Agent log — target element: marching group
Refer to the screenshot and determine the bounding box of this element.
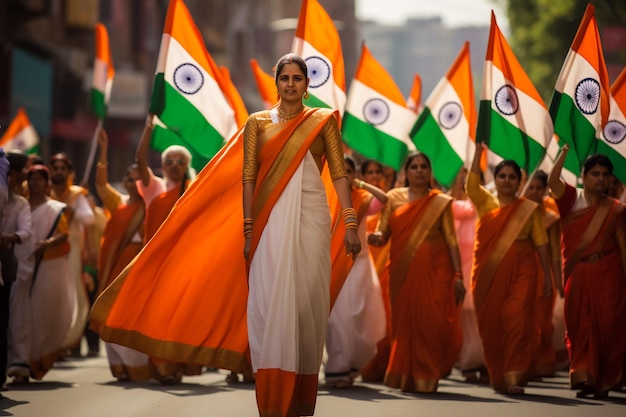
[1,53,625,417]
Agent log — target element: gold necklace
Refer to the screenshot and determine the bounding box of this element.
[277,105,304,122]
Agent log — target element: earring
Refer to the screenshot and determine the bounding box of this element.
[304,91,310,100]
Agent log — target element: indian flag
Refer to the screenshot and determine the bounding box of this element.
[406,73,422,114]
[410,42,476,188]
[0,107,40,154]
[219,66,249,128]
[477,12,553,176]
[292,0,346,114]
[549,3,609,182]
[597,67,626,183]
[150,0,237,173]
[343,44,417,171]
[90,23,114,120]
[250,58,278,109]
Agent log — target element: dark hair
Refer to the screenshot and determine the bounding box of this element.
[582,153,613,175]
[494,159,522,180]
[274,53,307,82]
[531,169,548,187]
[344,155,356,172]
[50,152,73,171]
[361,159,383,176]
[27,164,50,182]
[404,152,432,187]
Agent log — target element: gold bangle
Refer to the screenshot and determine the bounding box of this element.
[97,162,108,168]
[359,180,365,189]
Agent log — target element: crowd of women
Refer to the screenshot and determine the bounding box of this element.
[2,53,626,417]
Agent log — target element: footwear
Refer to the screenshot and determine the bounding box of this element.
[1,384,7,392]
[574,382,594,398]
[506,385,525,395]
[225,372,239,384]
[11,376,29,385]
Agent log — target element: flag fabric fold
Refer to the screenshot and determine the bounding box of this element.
[477,12,554,176]
[406,73,422,114]
[90,23,115,120]
[149,0,237,173]
[342,44,418,171]
[292,0,346,114]
[549,3,610,182]
[0,107,40,154]
[219,66,249,128]
[410,42,476,188]
[598,67,626,183]
[250,58,278,110]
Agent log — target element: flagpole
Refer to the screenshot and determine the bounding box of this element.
[81,118,102,186]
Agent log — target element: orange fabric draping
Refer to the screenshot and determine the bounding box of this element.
[143,184,183,244]
[559,195,626,394]
[255,369,318,417]
[471,199,540,392]
[96,200,144,294]
[383,191,462,392]
[328,188,373,309]
[91,126,252,374]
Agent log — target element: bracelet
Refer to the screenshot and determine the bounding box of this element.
[97,162,108,168]
[243,218,254,225]
[342,208,357,219]
[359,180,365,189]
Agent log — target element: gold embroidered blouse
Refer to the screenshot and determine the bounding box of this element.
[242,109,347,183]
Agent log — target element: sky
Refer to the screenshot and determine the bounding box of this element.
[356,0,507,28]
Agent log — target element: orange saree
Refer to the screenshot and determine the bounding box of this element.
[383,189,462,393]
[557,184,626,394]
[471,198,541,393]
[91,126,253,376]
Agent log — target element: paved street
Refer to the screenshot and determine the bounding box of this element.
[1,353,625,417]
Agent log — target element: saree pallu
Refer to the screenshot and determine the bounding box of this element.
[561,199,626,393]
[472,200,540,392]
[384,192,462,393]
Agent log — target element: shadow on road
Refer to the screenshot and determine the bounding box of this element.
[0,396,30,416]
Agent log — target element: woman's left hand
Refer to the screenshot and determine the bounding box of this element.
[344,229,361,260]
[454,279,466,306]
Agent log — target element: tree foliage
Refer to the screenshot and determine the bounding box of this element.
[499,0,626,103]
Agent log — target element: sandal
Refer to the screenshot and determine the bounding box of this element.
[574,382,594,398]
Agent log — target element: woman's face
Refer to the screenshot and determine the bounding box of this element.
[345,161,355,183]
[28,171,49,198]
[405,155,431,188]
[494,165,520,197]
[363,162,382,186]
[276,63,308,104]
[524,177,546,203]
[124,167,141,196]
[162,151,189,183]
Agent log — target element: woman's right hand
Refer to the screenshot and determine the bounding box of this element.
[367,231,385,247]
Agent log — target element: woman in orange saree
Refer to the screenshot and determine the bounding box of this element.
[524,170,564,378]
[369,152,465,393]
[549,145,626,399]
[242,54,360,417]
[467,144,552,395]
[93,128,149,382]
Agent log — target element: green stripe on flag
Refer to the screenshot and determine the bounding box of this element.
[481,105,546,174]
[596,140,626,184]
[342,112,407,171]
[549,91,597,175]
[90,89,107,120]
[304,93,331,109]
[150,73,166,115]
[150,81,226,172]
[410,108,464,188]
